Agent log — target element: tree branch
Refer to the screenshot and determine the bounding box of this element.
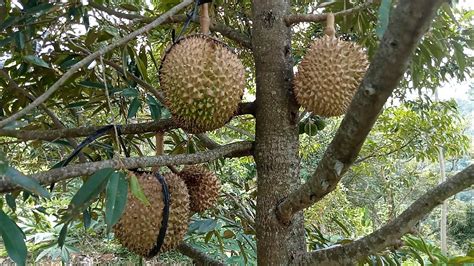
[177,243,225,266]
[284,0,376,26]
[295,164,474,265]
[0,69,87,162]
[0,0,194,129]
[89,2,252,49]
[0,141,252,193]
[276,0,445,224]
[0,120,176,141]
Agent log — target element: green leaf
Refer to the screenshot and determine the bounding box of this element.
[78,80,106,90]
[127,97,141,119]
[0,16,17,31]
[119,3,140,12]
[121,88,138,98]
[3,167,51,198]
[441,2,458,25]
[23,55,50,68]
[57,222,69,248]
[129,173,149,205]
[453,42,466,72]
[197,219,218,233]
[60,246,70,264]
[82,11,90,30]
[304,123,318,136]
[135,50,149,82]
[105,172,128,230]
[15,31,25,50]
[85,30,98,47]
[5,194,16,212]
[448,256,474,263]
[0,210,27,266]
[0,36,12,47]
[0,151,8,173]
[66,101,89,108]
[69,168,114,211]
[146,95,162,121]
[97,30,114,42]
[122,47,129,79]
[24,3,54,15]
[332,217,351,236]
[376,0,391,40]
[82,209,91,229]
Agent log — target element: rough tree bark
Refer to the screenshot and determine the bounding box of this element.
[251,0,306,264]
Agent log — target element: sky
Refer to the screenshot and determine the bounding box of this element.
[437,0,472,101]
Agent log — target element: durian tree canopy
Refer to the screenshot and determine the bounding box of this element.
[0,0,473,265]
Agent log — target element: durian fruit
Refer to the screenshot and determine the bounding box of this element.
[178,165,220,213]
[159,34,246,133]
[113,172,190,258]
[293,13,369,117]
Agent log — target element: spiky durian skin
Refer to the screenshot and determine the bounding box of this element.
[179,165,220,213]
[113,173,190,257]
[293,36,369,117]
[159,34,245,133]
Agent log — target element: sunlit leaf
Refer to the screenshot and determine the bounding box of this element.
[105,172,128,230]
[129,173,149,205]
[23,55,50,68]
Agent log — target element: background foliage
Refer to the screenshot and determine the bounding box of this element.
[0,0,473,265]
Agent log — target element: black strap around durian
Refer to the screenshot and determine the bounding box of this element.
[49,124,130,191]
[59,124,130,167]
[147,172,170,258]
[55,124,172,257]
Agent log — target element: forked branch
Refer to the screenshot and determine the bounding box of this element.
[0,141,253,193]
[295,164,474,264]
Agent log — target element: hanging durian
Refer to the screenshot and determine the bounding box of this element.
[158,4,245,133]
[179,165,220,213]
[293,13,369,117]
[113,172,190,258]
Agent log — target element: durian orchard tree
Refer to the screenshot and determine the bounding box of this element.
[0,0,473,265]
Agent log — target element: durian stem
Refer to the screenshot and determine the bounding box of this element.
[324,13,336,38]
[167,165,180,174]
[153,132,164,172]
[156,132,164,156]
[200,3,210,35]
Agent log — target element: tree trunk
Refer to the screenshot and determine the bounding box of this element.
[251,0,306,264]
